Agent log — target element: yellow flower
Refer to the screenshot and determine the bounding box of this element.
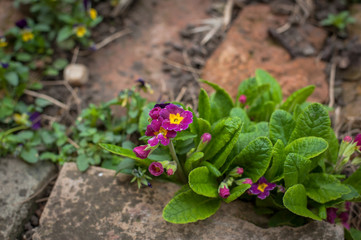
[75,26,87,38]
[89,8,97,20]
[21,30,34,42]
[13,113,28,125]
[0,37,8,47]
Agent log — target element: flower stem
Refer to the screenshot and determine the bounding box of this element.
[1,125,28,142]
[169,140,187,183]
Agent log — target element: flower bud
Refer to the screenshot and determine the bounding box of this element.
[242,178,253,185]
[229,167,244,178]
[148,162,164,176]
[218,182,230,199]
[133,145,151,159]
[239,95,247,104]
[343,136,352,142]
[201,133,212,143]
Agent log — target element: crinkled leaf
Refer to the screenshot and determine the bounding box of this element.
[174,131,197,141]
[265,140,286,182]
[231,137,273,182]
[285,137,328,159]
[189,167,219,198]
[230,107,250,129]
[281,85,315,112]
[284,153,311,188]
[184,152,204,174]
[198,88,211,122]
[224,184,251,203]
[344,167,361,195]
[304,173,351,204]
[325,128,339,164]
[283,184,322,220]
[163,189,221,224]
[269,110,296,145]
[255,69,282,104]
[98,143,150,166]
[289,103,331,142]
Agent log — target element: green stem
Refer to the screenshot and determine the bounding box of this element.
[169,140,187,184]
[1,125,28,142]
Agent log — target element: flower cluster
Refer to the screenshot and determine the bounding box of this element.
[248,176,277,200]
[218,166,247,199]
[326,202,351,229]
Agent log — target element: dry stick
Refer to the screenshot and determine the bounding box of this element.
[24,89,68,110]
[63,81,81,114]
[72,46,80,64]
[35,197,49,203]
[18,174,58,204]
[223,0,234,29]
[175,87,187,102]
[94,29,132,50]
[182,50,200,86]
[328,62,336,109]
[156,55,201,74]
[67,137,80,149]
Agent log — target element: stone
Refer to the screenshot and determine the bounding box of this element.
[33,163,343,240]
[0,157,55,239]
[64,64,89,86]
[202,4,329,103]
[350,4,361,44]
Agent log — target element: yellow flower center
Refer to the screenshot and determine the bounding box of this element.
[76,26,87,38]
[169,113,184,125]
[257,183,268,193]
[154,127,168,137]
[0,40,8,48]
[89,8,97,20]
[21,31,34,42]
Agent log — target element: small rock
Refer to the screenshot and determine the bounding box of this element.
[64,64,89,86]
[30,215,39,227]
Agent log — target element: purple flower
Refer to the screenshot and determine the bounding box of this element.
[148,162,164,176]
[355,134,361,149]
[343,136,352,142]
[133,145,151,159]
[339,211,350,230]
[327,208,338,224]
[239,95,247,104]
[201,133,212,143]
[83,0,90,10]
[149,106,162,120]
[218,183,230,199]
[159,104,193,132]
[1,62,9,68]
[137,78,145,87]
[145,119,177,146]
[29,112,41,130]
[16,19,28,29]
[249,177,276,200]
[154,103,170,109]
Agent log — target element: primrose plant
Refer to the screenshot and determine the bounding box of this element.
[100,70,361,232]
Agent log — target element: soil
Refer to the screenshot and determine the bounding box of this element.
[4,0,361,238]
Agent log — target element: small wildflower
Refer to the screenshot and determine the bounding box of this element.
[29,112,41,130]
[326,208,338,224]
[160,104,193,132]
[14,113,28,125]
[21,30,34,42]
[343,136,352,142]
[133,145,151,159]
[75,25,87,38]
[148,162,164,176]
[145,119,177,146]
[16,19,28,29]
[136,78,153,94]
[201,133,212,143]
[0,36,8,48]
[249,176,276,200]
[339,211,350,229]
[1,62,9,68]
[148,182,152,188]
[239,95,247,104]
[89,8,97,20]
[218,182,230,199]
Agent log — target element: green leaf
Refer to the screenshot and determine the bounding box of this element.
[98,143,150,166]
[193,118,211,144]
[138,102,154,135]
[200,161,221,177]
[281,85,315,112]
[57,26,73,42]
[53,58,68,70]
[76,155,90,171]
[201,79,234,123]
[5,72,19,86]
[255,69,282,104]
[231,137,273,182]
[283,184,322,220]
[289,103,331,142]
[304,173,351,204]
[163,189,221,223]
[284,153,311,188]
[16,52,32,62]
[115,158,135,175]
[20,148,38,163]
[269,110,295,145]
[344,167,361,195]
[184,152,204,173]
[174,131,197,141]
[268,210,300,227]
[229,107,250,129]
[265,140,286,182]
[224,184,251,203]
[285,137,328,159]
[325,128,339,164]
[198,88,211,122]
[347,228,361,240]
[189,167,219,198]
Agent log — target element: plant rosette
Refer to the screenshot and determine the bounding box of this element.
[100,69,361,236]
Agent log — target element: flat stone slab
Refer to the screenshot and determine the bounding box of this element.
[33,163,343,240]
[202,4,329,103]
[0,157,55,239]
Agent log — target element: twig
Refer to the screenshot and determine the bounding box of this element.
[71,46,80,64]
[223,0,234,29]
[18,174,58,204]
[64,81,81,114]
[328,62,336,109]
[67,137,80,149]
[94,29,132,50]
[182,50,200,86]
[175,87,187,102]
[156,55,201,74]
[276,22,291,34]
[40,80,67,86]
[24,89,68,110]
[35,197,49,203]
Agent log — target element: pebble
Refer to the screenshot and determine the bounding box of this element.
[64,64,89,86]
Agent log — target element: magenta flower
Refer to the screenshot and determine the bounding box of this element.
[201,133,212,143]
[339,212,350,230]
[167,169,174,176]
[145,119,177,146]
[327,202,351,229]
[149,106,162,120]
[159,104,193,132]
[249,177,276,200]
[148,162,164,176]
[355,134,361,149]
[133,145,151,159]
[239,95,247,104]
[218,183,230,199]
[343,136,352,142]
[327,208,338,224]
